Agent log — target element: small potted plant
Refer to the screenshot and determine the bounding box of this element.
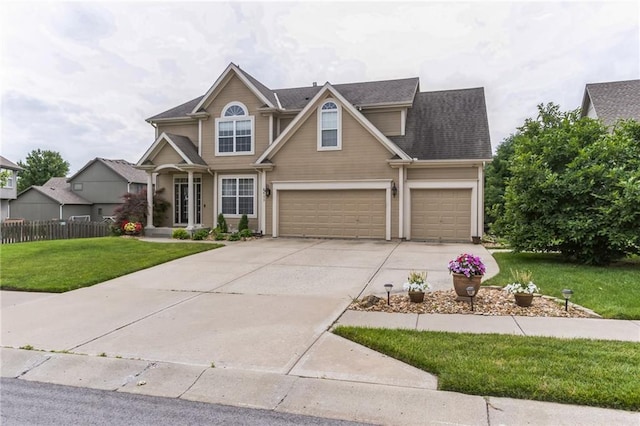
[448,253,486,298]
[403,271,430,303]
[503,269,539,307]
[122,220,143,236]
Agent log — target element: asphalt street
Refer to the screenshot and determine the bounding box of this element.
[0,378,368,426]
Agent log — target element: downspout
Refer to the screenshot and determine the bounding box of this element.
[60,204,64,220]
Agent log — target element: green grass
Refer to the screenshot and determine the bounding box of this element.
[0,238,223,292]
[334,327,640,411]
[484,252,640,319]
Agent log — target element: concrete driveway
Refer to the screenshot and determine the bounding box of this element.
[1,238,497,375]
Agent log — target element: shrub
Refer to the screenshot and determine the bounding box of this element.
[239,229,253,238]
[217,213,228,233]
[238,214,249,231]
[192,228,210,241]
[227,232,241,241]
[214,233,227,241]
[172,229,190,240]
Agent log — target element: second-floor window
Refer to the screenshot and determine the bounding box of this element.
[216,102,254,155]
[318,100,341,150]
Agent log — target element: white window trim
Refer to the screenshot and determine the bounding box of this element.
[317,99,342,151]
[215,101,255,156]
[5,171,14,189]
[218,174,257,219]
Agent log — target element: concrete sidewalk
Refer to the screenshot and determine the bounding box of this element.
[1,239,638,425]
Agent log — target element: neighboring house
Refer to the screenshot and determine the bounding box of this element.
[580,79,640,127]
[10,158,147,221]
[136,63,492,242]
[0,156,24,221]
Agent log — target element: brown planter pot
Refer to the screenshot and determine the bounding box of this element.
[514,293,534,307]
[452,273,483,297]
[408,291,425,303]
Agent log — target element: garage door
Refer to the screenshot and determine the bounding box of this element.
[278,190,386,238]
[411,189,471,242]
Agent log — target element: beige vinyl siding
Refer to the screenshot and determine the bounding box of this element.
[154,143,185,165]
[265,96,399,238]
[268,105,395,181]
[411,188,472,242]
[407,167,478,180]
[278,190,386,239]
[200,74,270,167]
[363,111,401,136]
[278,116,294,134]
[157,122,198,142]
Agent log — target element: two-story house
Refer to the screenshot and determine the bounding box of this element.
[137,63,492,242]
[0,156,24,221]
[10,158,147,221]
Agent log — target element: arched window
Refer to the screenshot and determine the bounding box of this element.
[216,102,254,155]
[318,100,341,150]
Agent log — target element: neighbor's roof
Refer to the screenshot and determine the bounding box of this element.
[390,88,492,160]
[27,177,91,205]
[68,158,148,184]
[147,76,419,121]
[582,79,640,126]
[0,156,23,171]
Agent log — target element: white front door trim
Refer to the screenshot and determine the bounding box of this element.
[272,180,392,240]
[405,180,478,241]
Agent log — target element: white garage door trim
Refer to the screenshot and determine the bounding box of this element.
[405,180,479,240]
[272,180,392,240]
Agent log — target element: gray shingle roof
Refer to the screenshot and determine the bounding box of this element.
[147,96,204,121]
[583,79,640,127]
[98,158,148,183]
[275,78,419,110]
[390,88,492,160]
[0,156,23,171]
[147,74,419,120]
[31,177,91,205]
[165,133,208,166]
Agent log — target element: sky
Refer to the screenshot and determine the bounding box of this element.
[1,1,639,174]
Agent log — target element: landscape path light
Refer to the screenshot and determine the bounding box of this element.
[562,289,574,311]
[466,286,476,311]
[384,283,393,306]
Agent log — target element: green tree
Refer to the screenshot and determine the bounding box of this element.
[17,149,70,192]
[484,134,515,234]
[0,170,11,187]
[503,103,640,265]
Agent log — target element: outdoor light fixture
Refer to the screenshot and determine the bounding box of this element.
[384,283,393,306]
[391,181,398,198]
[562,289,573,311]
[263,185,271,198]
[466,286,476,311]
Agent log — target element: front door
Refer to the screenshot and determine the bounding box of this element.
[174,177,201,225]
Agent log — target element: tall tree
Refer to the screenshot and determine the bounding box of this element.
[17,149,70,192]
[503,103,640,265]
[484,134,515,235]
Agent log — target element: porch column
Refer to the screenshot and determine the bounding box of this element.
[146,172,154,229]
[187,170,194,230]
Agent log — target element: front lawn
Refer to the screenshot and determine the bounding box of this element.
[334,327,640,411]
[0,238,223,292]
[484,252,640,319]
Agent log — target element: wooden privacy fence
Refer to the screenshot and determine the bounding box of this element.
[1,220,111,244]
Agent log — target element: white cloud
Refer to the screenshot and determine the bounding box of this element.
[1,1,638,172]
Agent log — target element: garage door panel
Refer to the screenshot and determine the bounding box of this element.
[411,188,471,242]
[279,190,385,239]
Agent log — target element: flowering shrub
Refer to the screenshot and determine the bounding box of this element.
[403,270,430,292]
[122,220,143,235]
[448,253,486,277]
